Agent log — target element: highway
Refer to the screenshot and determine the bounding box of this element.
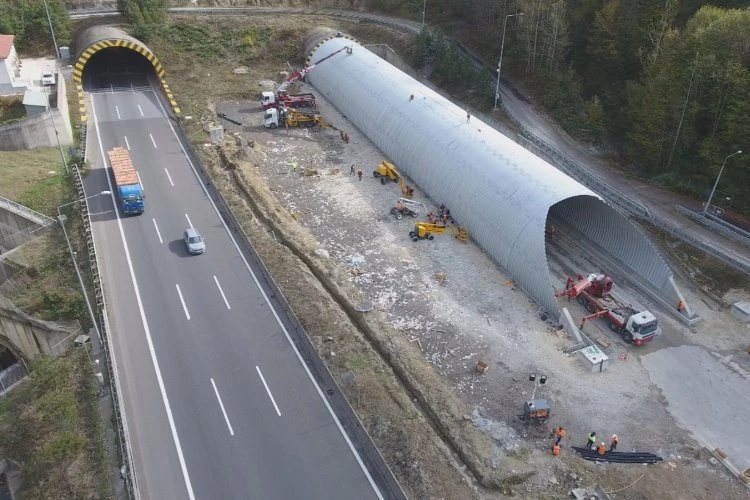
[84,80,382,499]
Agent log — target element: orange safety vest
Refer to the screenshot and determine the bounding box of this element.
[597,444,606,455]
[557,428,566,439]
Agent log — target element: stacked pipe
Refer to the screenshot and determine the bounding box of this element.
[572,447,663,464]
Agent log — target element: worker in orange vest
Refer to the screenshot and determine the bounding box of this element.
[597,442,607,456]
[555,426,566,445]
[552,443,561,456]
[610,434,619,451]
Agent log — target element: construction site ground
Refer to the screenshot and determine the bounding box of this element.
[142,15,750,499]
[207,88,749,498]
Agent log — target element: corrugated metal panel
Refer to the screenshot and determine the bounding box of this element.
[308,36,672,316]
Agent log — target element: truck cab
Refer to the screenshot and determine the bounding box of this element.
[260,91,278,110]
[119,184,144,215]
[607,308,660,345]
[264,107,283,128]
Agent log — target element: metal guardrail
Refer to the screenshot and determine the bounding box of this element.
[71,164,136,499]
[676,205,750,248]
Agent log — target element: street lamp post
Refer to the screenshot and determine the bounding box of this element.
[57,191,111,342]
[494,12,523,110]
[704,150,742,214]
[41,0,60,59]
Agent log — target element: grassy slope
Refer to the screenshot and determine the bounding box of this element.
[0,353,112,499]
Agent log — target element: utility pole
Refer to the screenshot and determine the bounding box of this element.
[704,150,742,215]
[42,0,60,59]
[494,12,523,110]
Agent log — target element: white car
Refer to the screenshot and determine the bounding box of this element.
[41,71,56,86]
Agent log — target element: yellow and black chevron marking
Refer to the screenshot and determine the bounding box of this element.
[72,38,166,83]
[76,83,87,123]
[305,33,358,66]
[160,79,181,115]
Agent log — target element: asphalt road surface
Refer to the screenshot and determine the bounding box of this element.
[84,83,382,500]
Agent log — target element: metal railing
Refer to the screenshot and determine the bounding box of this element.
[70,164,136,499]
[676,205,750,248]
[0,195,56,227]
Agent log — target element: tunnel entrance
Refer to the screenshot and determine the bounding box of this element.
[83,48,155,91]
[73,27,166,91]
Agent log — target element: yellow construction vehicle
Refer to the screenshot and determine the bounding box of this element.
[409,222,448,241]
[373,161,400,185]
[264,107,330,128]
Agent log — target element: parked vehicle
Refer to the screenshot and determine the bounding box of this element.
[107,147,144,216]
[556,273,661,345]
[41,71,56,86]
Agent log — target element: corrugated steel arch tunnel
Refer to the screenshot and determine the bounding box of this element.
[73,26,165,83]
[304,28,676,317]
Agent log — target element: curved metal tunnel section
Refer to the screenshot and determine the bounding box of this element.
[304,29,673,317]
[73,26,165,83]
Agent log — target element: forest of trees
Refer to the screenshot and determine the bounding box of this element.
[416,0,750,211]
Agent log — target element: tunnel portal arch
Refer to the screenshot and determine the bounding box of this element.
[73,26,165,84]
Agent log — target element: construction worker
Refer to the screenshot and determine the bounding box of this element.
[344,132,350,143]
[552,443,561,456]
[555,426,566,445]
[291,161,298,173]
[466,110,471,123]
[597,442,607,456]
[357,170,363,181]
[350,164,355,175]
[586,431,597,449]
[610,434,619,451]
[677,300,685,312]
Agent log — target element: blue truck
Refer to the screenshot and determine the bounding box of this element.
[108,147,144,215]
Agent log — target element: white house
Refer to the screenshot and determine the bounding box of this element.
[0,34,22,92]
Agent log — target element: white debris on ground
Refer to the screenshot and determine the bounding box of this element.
[215,82,750,490]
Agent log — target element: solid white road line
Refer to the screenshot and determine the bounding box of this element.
[153,91,383,499]
[91,95,196,500]
[115,105,121,120]
[124,135,130,150]
[164,168,174,187]
[256,366,281,417]
[138,104,144,117]
[184,213,193,229]
[210,378,235,436]
[175,284,190,320]
[152,218,163,244]
[213,276,231,310]
[136,172,144,189]
[150,133,157,149]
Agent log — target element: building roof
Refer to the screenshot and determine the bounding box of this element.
[23,89,48,108]
[0,35,14,60]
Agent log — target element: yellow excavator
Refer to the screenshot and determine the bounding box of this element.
[373,161,400,184]
[409,222,448,241]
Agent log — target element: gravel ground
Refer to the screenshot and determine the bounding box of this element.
[211,75,749,497]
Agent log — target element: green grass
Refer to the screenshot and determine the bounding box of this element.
[0,148,68,216]
[0,352,112,498]
[0,96,26,124]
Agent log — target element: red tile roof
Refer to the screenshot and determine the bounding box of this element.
[0,35,15,59]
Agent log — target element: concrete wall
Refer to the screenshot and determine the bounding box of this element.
[0,295,80,361]
[0,71,72,150]
[0,107,72,150]
[0,209,48,254]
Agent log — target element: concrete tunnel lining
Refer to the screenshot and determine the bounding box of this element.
[73,26,165,83]
[303,28,675,318]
